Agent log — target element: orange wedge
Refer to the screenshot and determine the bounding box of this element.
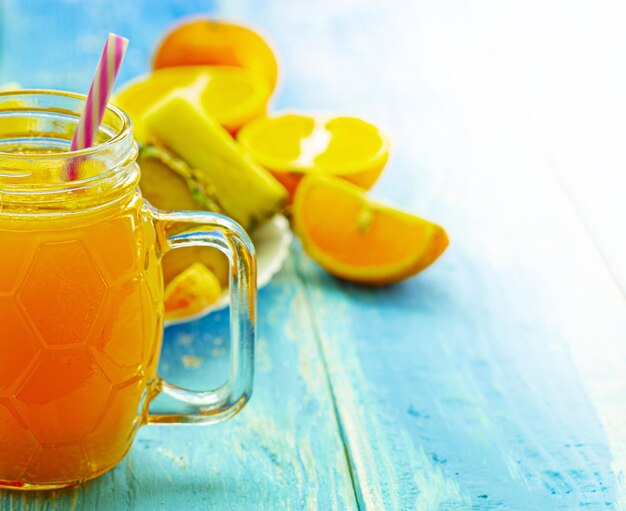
[114,66,271,141]
[238,114,389,196]
[292,175,449,285]
[164,262,222,320]
[153,19,279,92]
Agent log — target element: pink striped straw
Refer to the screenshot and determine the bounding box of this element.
[66,33,128,180]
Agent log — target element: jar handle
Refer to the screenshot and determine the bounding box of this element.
[147,205,256,425]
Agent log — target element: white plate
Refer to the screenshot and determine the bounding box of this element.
[164,215,292,327]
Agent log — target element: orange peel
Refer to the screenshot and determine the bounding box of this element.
[292,174,449,285]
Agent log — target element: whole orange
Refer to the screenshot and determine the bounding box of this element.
[153,19,279,92]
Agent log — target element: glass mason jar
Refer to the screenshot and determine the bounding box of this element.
[0,90,256,490]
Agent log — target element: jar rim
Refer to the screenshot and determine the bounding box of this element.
[0,89,139,215]
[0,88,132,160]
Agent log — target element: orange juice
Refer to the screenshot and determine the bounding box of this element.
[0,90,257,490]
[0,189,163,488]
[0,90,164,488]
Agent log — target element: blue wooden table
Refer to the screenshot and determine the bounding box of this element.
[2,0,626,509]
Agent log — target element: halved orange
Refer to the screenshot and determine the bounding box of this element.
[292,174,449,285]
[153,19,279,92]
[114,66,271,141]
[238,113,389,196]
[164,262,223,321]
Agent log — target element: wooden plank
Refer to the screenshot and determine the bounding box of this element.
[0,1,357,509]
[0,266,358,510]
[221,0,626,508]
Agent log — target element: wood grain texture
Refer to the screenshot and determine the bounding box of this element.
[0,1,356,510]
[0,265,358,510]
[222,0,626,509]
[2,0,626,510]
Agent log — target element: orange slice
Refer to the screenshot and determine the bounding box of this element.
[238,114,389,196]
[153,19,279,92]
[292,174,449,285]
[164,262,222,320]
[114,66,271,141]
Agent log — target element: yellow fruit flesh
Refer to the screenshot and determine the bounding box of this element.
[238,114,389,190]
[114,66,271,142]
[137,148,229,286]
[164,263,222,320]
[138,149,204,212]
[144,91,287,230]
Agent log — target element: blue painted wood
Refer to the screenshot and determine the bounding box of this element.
[0,1,357,510]
[224,1,626,509]
[0,267,358,509]
[2,0,626,510]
